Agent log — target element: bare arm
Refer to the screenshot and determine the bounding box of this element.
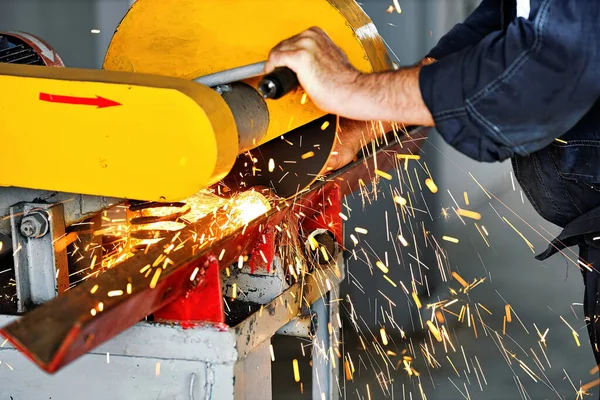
[342,68,434,125]
[324,118,389,170]
[265,27,434,127]
[325,55,436,169]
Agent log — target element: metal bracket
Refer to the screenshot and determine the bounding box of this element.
[222,255,288,304]
[10,202,69,313]
[0,188,121,235]
[276,311,318,338]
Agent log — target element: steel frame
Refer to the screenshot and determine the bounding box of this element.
[0,126,426,399]
[0,253,344,399]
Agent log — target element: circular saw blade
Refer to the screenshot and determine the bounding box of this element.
[223,115,337,199]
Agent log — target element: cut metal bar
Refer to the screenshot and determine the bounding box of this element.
[194,61,266,88]
[1,126,427,373]
[2,202,283,372]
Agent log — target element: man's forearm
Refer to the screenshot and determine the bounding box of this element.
[338,118,393,145]
[345,67,435,126]
[265,27,435,128]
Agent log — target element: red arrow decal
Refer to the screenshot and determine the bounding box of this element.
[39,93,121,108]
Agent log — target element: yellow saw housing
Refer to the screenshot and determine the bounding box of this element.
[0,63,237,201]
[104,0,392,147]
[2,0,392,201]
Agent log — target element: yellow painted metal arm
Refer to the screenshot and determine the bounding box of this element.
[104,0,393,146]
[1,0,392,201]
[0,63,237,201]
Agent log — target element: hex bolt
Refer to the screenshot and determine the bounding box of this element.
[20,211,50,239]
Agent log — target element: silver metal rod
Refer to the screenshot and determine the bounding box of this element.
[194,61,266,87]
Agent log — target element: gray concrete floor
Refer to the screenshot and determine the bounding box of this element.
[273,187,596,399]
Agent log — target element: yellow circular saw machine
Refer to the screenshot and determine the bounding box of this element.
[0,0,392,201]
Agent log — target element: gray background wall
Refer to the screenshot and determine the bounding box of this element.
[345,0,515,332]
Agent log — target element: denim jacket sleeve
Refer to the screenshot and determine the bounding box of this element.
[419,0,599,162]
[427,0,503,60]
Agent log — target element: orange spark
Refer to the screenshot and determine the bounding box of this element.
[425,178,438,193]
[457,209,481,220]
[505,304,512,323]
[380,327,389,346]
[293,359,301,382]
[375,169,392,180]
[376,261,389,274]
[443,236,459,244]
[451,272,468,288]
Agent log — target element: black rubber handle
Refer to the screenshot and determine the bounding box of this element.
[258,67,299,99]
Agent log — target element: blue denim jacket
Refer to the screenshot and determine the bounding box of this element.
[419,0,600,259]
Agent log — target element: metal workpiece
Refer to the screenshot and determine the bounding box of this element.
[2,198,283,372]
[218,82,270,153]
[0,258,342,362]
[195,61,266,88]
[10,202,69,313]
